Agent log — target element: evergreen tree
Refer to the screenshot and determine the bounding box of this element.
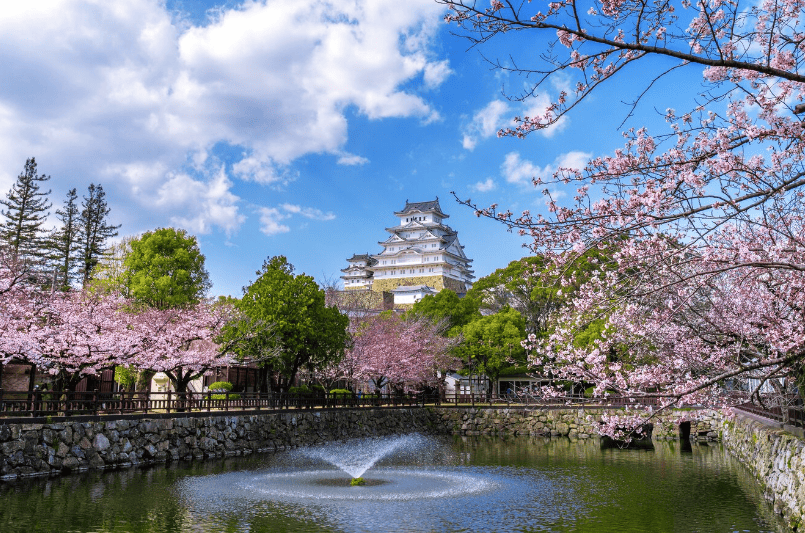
[0,157,52,261]
[78,184,120,287]
[49,188,80,289]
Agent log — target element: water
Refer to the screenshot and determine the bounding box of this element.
[0,435,783,532]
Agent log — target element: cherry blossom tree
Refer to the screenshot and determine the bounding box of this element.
[341,313,459,394]
[128,300,237,394]
[0,251,44,366]
[444,0,805,423]
[0,247,237,394]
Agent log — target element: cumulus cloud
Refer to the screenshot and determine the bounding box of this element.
[501,150,592,187]
[0,0,449,234]
[258,207,291,236]
[155,166,245,236]
[462,100,511,150]
[470,178,497,192]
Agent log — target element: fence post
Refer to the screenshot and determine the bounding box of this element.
[166,389,172,414]
[224,391,229,412]
[0,388,3,414]
[93,389,99,416]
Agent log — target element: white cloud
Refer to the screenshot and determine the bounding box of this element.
[156,166,245,236]
[423,60,453,88]
[521,95,570,139]
[336,152,370,166]
[0,0,449,234]
[501,150,592,187]
[280,203,336,221]
[258,207,291,236]
[462,100,511,150]
[470,178,496,192]
[462,94,570,150]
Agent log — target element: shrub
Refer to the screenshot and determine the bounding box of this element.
[328,388,354,397]
[208,381,240,400]
[288,385,312,396]
[208,381,233,392]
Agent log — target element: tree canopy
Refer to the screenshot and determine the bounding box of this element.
[0,157,51,261]
[407,289,480,335]
[230,256,349,393]
[455,306,527,393]
[122,228,211,309]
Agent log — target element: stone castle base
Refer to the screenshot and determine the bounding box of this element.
[371,275,466,294]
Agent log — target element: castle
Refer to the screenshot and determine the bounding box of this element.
[341,199,474,305]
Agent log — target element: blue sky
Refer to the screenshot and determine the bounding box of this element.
[0,0,697,297]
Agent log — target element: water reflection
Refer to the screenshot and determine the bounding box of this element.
[0,435,783,533]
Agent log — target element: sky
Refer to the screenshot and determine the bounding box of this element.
[0,0,698,297]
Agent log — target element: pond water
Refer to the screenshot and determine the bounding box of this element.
[0,435,782,532]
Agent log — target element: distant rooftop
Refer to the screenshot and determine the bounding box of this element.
[394,198,448,218]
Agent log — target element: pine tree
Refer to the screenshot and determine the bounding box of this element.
[0,157,52,261]
[49,188,80,289]
[78,184,120,287]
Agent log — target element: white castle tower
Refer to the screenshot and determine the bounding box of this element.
[341,199,473,303]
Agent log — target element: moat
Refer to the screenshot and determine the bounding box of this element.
[0,435,782,533]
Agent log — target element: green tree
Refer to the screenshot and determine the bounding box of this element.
[407,289,480,335]
[122,228,210,309]
[0,157,52,260]
[227,256,349,393]
[467,257,560,338]
[48,188,80,289]
[456,307,527,394]
[78,184,120,287]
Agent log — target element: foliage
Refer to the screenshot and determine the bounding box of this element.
[230,256,349,393]
[407,289,480,335]
[0,157,51,261]
[455,307,527,391]
[208,381,233,392]
[445,0,805,431]
[208,382,239,400]
[114,365,139,391]
[327,313,460,393]
[122,227,211,309]
[0,245,233,392]
[49,188,80,290]
[77,184,120,287]
[328,388,354,397]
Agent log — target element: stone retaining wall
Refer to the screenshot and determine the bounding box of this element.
[1,406,802,531]
[434,406,721,440]
[0,408,446,480]
[721,413,805,531]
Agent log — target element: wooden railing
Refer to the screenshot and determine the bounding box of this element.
[0,389,424,418]
[733,402,805,429]
[0,388,727,419]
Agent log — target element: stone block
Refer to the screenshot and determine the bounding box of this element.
[93,433,110,452]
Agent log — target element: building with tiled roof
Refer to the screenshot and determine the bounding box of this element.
[341,253,377,290]
[341,198,474,303]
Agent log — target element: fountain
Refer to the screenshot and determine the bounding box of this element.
[176,434,498,516]
[1,436,781,532]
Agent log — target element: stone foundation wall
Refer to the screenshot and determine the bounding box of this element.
[0,408,446,480]
[720,413,805,530]
[433,406,721,440]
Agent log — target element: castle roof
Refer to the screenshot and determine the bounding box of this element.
[394,198,448,218]
[346,253,377,264]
